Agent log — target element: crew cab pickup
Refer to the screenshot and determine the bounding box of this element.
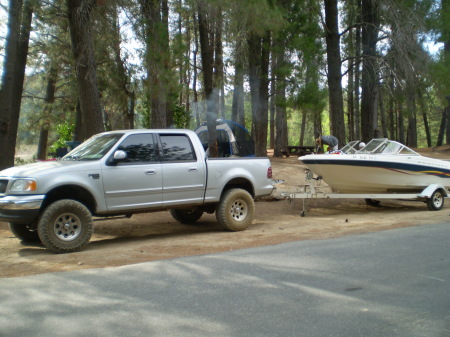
[0,129,274,253]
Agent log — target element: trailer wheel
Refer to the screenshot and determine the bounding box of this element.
[8,223,40,242]
[216,188,254,231]
[426,189,445,211]
[170,209,203,224]
[38,199,93,253]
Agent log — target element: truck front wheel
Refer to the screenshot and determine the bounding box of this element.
[37,199,93,253]
[216,188,254,231]
[170,209,203,224]
[8,223,40,242]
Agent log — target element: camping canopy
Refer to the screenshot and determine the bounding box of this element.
[194,119,255,157]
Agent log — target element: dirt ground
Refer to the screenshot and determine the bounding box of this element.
[2,147,450,278]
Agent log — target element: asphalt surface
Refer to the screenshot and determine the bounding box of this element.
[1,223,449,337]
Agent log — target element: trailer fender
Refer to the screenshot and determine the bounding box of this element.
[418,184,448,199]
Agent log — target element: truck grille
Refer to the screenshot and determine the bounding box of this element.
[0,179,8,193]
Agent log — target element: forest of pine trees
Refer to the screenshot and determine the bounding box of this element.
[1,0,450,169]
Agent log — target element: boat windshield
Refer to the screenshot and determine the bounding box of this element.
[340,140,359,154]
[358,138,418,155]
[61,133,124,161]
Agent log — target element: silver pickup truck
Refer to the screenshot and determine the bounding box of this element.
[0,129,274,253]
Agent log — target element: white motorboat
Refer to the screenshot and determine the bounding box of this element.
[299,138,450,194]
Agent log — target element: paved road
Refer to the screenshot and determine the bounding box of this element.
[1,223,449,337]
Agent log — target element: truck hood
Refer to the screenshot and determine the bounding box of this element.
[0,160,102,178]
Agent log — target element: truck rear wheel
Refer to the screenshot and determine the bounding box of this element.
[37,199,93,253]
[216,188,254,231]
[170,209,203,224]
[8,223,40,242]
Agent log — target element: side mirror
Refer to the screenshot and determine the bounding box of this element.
[113,150,127,160]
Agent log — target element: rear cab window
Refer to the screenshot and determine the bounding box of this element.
[159,134,197,162]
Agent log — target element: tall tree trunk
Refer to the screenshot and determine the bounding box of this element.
[379,88,387,137]
[213,9,225,119]
[0,0,24,169]
[324,0,346,144]
[437,107,447,146]
[141,0,170,128]
[300,109,307,146]
[269,46,276,150]
[110,8,134,129]
[67,0,104,139]
[197,0,218,157]
[37,66,58,160]
[192,10,200,127]
[397,101,405,144]
[360,0,380,142]
[231,39,245,127]
[273,38,288,157]
[347,55,355,141]
[8,0,33,165]
[446,96,450,145]
[406,93,417,147]
[74,100,84,141]
[248,31,270,157]
[388,74,396,140]
[418,94,432,147]
[354,1,362,140]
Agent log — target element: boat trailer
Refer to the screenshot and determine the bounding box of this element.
[280,169,448,217]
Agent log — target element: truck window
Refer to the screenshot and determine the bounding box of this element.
[160,134,196,162]
[116,134,156,164]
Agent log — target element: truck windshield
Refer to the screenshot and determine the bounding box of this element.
[62,133,124,161]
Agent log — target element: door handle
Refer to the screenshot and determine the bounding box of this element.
[145,170,156,175]
[188,167,198,172]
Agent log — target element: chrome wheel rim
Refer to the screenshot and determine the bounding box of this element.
[53,213,82,241]
[230,199,248,222]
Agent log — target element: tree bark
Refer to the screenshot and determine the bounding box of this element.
[197,0,218,157]
[273,40,287,157]
[8,0,33,164]
[360,0,380,142]
[37,66,58,160]
[192,10,200,127]
[354,0,362,140]
[111,8,134,129]
[67,0,104,139]
[213,9,225,119]
[141,0,170,128]
[248,31,270,157]
[0,0,24,170]
[406,93,417,148]
[419,95,432,147]
[388,74,396,140]
[231,39,245,128]
[324,0,346,144]
[397,101,405,144]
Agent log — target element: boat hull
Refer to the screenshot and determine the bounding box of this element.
[300,154,450,194]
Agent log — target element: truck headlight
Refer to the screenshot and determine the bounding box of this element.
[10,179,38,192]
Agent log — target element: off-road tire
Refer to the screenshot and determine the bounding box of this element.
[170,209,203,224]
[8,223,40,242]
[37,199,93,253]
[216,188,254,231]
[426,189,445,211]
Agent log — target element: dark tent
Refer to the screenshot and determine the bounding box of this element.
[194,119,255,157]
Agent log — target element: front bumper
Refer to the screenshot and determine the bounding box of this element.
[0,195,45,224]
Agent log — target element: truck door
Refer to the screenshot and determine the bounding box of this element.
[158,133,206,206]
[102,133,163,211]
